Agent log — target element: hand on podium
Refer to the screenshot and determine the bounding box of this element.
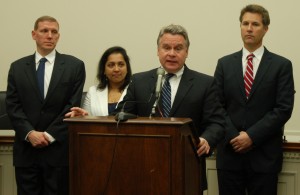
[65,107,88,118]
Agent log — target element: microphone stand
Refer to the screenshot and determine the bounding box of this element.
[150,94,160,118]
[149,68,164,118]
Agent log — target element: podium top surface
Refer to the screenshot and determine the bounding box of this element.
[64,116,192,125]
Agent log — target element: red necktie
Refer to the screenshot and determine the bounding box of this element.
[244,53,254,98]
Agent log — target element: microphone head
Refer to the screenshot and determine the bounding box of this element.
[157,67,165,76]
[115,111,137,122]
[155,68,165,98]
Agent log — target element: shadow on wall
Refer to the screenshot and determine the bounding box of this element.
[0,91,13,130]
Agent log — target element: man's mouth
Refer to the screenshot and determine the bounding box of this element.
[166,60,177,64]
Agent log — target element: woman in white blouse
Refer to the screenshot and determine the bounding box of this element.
[66,46,132,116]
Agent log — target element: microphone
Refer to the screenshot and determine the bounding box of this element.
[115,92,154,122]
[150,68,165,116]
[115,101,138,122]
[155,68,165,98]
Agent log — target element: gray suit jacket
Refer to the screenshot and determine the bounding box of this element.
[6,51,86,167]
[214,48,295,173]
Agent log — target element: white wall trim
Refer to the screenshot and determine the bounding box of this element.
[284,129,300,143]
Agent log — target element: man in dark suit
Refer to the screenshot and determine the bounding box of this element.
[214,4,295,195]
[116,24,225,191]
[6,16,86,195]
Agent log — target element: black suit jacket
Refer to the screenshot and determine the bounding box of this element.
[117,65,225,189]
[6,52,85,167]
[214,48,295,173]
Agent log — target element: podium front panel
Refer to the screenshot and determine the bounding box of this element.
[66,116,201,195]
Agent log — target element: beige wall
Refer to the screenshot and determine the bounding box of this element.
[0,0,299,134]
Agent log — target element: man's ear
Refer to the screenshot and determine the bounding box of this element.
[32,30,36,40]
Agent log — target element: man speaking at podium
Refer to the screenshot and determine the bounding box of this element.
[115,24,225,190]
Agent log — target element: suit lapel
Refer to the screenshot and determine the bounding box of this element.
[44,52,65,102]
[170,66,193,116]
[248,49,272,99]
[233,50,248,100]
[24,55,44,101]
[144,69,158,116]
[150,69,157,93]
[149,69,158,105]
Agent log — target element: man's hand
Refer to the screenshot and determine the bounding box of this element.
[197,137,210,156]
[65,107,88,118]
[230,131,253,153]
[27,130,50,148]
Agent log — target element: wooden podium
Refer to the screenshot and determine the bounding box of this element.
[64,116,202,195]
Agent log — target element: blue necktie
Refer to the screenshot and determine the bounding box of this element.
[161,73,174,117]
[37,58,47,98]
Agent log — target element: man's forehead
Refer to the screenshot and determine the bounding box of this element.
[37,21,59,29]
[161,42,185,46]
[160,36,185,44]
[242,13,263,22]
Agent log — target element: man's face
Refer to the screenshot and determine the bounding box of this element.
[32,21,60,56]
[157,33,188,73]
[240,12,268,52]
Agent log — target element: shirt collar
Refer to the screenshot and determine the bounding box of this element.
[242,46,264,61]
[35,50,56,64]
[162,65,184,78]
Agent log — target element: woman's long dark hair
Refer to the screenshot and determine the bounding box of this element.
[97,46,132,91]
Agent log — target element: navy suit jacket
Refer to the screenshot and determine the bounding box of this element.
[6,52,85,167]
[214,48,295,173]
[117,65,225,189]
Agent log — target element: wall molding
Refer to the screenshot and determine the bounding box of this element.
[283,152,300,162]
[285,129,300,143]
[0,145,13,153]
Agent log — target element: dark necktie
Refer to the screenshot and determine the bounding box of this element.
[244,53,254,98]
[37,58,47,98]
[161,73,174,117]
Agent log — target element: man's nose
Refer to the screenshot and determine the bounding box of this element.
[168,49,176,55]
[47,31,53,38]
[247,24,253,31]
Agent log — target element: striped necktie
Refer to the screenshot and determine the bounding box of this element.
[161,73,174,117]
[244,53,254,98]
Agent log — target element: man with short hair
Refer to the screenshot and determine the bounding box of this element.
[214,4,295,195]
[6,16,86,195]
[117,24,225,191]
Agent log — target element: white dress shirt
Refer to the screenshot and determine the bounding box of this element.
[242,45,265,79]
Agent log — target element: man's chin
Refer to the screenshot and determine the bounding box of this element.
[43,47,55,51]
[244,39,255,44]
[43,44,55,48]
[163,64,181,73]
